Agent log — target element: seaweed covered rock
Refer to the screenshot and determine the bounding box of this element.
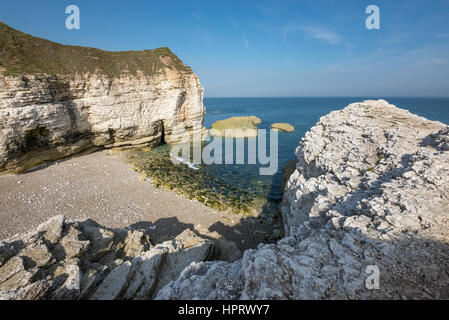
[270,123,295,132]
[210,116,261,138]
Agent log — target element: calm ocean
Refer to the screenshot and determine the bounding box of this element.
[202,97,449,201]
[129,97,449,212]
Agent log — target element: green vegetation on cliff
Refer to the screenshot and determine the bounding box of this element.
[0,21,191,77]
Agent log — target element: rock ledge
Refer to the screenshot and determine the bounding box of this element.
[0,215,240,300]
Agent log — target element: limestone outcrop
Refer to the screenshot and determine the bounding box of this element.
[0,22,206,174]
[156,100,449,299]
[0,215,241,300]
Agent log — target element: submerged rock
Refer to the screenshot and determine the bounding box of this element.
[125,147,270,216]
[270,123,295,132]
[156,100,449,300]
[210,116,261,138]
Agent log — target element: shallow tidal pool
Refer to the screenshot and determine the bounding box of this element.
[124,142,281,218]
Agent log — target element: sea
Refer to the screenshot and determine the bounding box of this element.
[128,97,449,214]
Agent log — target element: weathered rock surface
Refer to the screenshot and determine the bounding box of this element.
[0,23,206,174]
[156,100,449,299]
[0,215,240,300]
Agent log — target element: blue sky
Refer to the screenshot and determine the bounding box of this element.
[1,0,449,97]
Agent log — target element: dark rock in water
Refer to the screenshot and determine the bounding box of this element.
[125,147,270,216]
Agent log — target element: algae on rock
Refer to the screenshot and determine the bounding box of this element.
[270,123,295,132]
[210,116,262,138]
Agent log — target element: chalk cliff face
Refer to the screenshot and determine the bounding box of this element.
[156,100,449,299]
[0,22,205,173]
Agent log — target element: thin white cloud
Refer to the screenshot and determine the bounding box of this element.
[436,33,449,38]
[243,37,249,49]
[281,24,342,45]
[430,58,447,65]
[253,21,342,45]
[301,26,342,45]
[321,43,449,75]
[191,12,200,20]
[229,17,249,49]
[253,2,285,16]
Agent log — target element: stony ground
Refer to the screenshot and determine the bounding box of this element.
[0,150,274,252]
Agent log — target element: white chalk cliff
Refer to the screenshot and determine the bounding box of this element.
[0,22,205,174]
[0,71,205,174]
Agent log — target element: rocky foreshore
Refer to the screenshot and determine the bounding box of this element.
[1,99,449,299]
[0,215,241,300]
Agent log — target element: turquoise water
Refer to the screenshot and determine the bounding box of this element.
[203,97,449,201]
[129,97,449,214]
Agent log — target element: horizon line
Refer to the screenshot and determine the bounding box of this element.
[204,96,449,99]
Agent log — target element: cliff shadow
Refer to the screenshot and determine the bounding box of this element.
[129,212,278,253]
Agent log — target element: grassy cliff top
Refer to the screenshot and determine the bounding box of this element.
[0,21,191,77]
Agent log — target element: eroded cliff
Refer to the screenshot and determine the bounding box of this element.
[0,22,205,173]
